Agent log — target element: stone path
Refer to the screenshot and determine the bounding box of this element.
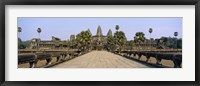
[51,51,151,68]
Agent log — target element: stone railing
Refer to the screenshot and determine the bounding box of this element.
[113,49,182,68]
[18,50,87,68]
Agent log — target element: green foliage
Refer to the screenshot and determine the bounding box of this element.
[106,35,115,51]
[159,37,168,46]
[134,32,146,44]
[149,28,153,33]
[107,35,114,45]
[63,40,77,48]
[66,40,72,46]
[115,25,120,31]
[159,37,182,49]
[37,28,42,38]
[177,39,182,49]
[113,31,127,47]
[87,29,92,35]
[76,30,92,48]
[37,28,42,33]
[174,32,178,37]
[18,38,30,49]
[18,27,22,33]
[62,41,68,45]
[18,38,24,49]
[18,44,26,49]
[129,40,135,49]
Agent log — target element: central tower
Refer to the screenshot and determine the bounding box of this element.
[96,25,103,37]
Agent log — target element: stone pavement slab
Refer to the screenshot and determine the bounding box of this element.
[51,51,151,68]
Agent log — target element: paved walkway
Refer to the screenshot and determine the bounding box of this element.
[51,51,151,68]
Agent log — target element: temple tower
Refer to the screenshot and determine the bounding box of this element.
[87,28,92,35]
[70,35,75,41]
[107,29,112,37]
[96,25,103,37]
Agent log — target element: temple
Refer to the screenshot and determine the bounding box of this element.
[91,25,108,50]
[27,25,112,50]
[26,25,163,51]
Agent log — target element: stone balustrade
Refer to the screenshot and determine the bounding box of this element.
[18,50,87,68]
[114,49,182,68]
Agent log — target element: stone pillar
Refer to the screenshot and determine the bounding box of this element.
[29,61,37,68]
[138,54,142,60]
[146,56,150,62]
[156,57,162,65]
[56,56,61,62]
[173,60,182,68]
[46,58,52,65]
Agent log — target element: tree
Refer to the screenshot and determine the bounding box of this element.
[113,30,127,51]
[115,25,120,31]
[65,40,72,48]
[37,28,42,39]
[107,35,114,45]
[76,30,92,51]
[18,27,22,38]
[156,36,182,49]
[174,32,178,49]
[18,38,23,49]
[87,28,92,35]
[106,29,114,51]
[160,37,168,46]
[177,38,182,49]
[149,28,153,50]
[174,32,178,37]
[129,40,135,50]
[18,38,30,49]
[134,32,146,50]
[62,40,68,48]
[36,28,42,50]
[149,28,153,35]
[106,35,114,51]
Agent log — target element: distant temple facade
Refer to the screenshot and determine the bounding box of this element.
[27,25,112,50]
[26,25,165,50]
[27,36,61,49]
[90,25,110,50]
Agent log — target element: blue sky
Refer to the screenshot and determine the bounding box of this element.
[18,17,182,41]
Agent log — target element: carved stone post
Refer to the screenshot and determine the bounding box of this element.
[156,57,162,65]
[69,54,72,59]
[46,58,52,65]
[146,56,150,62]
[138,54,142,60]
[63,55,67,61]
[66,54,70,60]
[56,55,62,62]
[173,60,182,68]
[133,53,136,57]
[29,61,37,68]
[129,53,132,58]
[29,54,38,68]
[61,55,66,61]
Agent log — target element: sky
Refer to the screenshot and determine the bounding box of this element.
[18,17,182,41]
